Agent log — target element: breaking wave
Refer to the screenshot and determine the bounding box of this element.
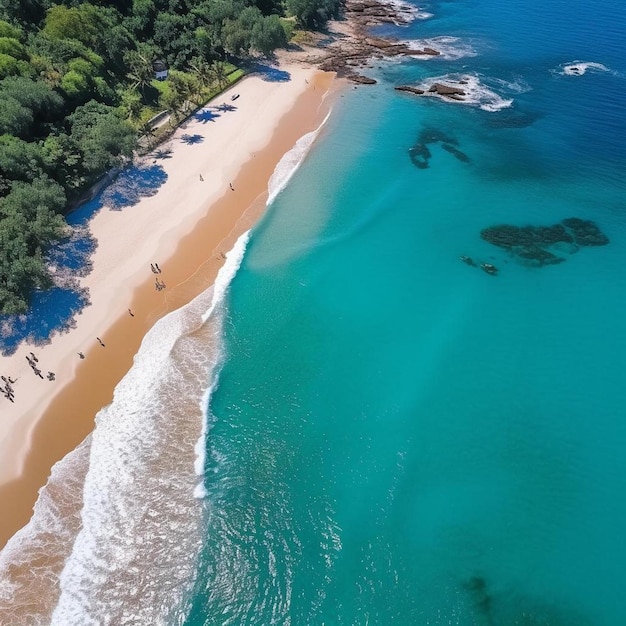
[403,36,478,60]
[416,73,515,111]
[557,61,612,76]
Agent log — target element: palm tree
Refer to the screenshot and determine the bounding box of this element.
[126,50,154,96]
[211,60,229,90]
[121,90,143,124]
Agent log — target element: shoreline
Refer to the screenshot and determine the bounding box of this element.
[0,66,339,550]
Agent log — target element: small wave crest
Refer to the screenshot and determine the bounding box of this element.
[0,438,91,625]
[267,111,331,206]
[416,73,514,111]
[402,36,478,61]
[558,61,611,76]
[195,231,250,498]
[49,274,236,624]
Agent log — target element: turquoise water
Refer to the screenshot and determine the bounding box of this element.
[185,0,626,623]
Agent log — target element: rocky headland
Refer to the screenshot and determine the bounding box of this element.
[287,0,442,84]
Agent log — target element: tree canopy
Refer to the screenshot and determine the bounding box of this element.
[0,0,340,313]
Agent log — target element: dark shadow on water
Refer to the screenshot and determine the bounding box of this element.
[194,109,221,123]
[0,163,167,355]
[482,107,543,129]
[181,133,204,145]
[249,62,291,82]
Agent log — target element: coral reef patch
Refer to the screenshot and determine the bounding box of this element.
[480,218,608,267]
[409,127,470,169]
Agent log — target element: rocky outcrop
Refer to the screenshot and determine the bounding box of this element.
[311,0,441,81]
[480,219,608,268]
[428,83,467,97]
[408,127,470,169]
[347,74,377,84]
[395,85,425,95]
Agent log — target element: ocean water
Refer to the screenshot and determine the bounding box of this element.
[2,0,626,623]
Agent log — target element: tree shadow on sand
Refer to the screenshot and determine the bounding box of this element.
[102,165,168,211]
[181,133,204,145]
[0,162,169,355]
[194,109,221,123]
[215,103,237,112]
[249,62,291,82]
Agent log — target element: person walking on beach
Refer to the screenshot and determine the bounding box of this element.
[33,367,44,379]
[151,263,157,274]
[229,182,234,191]
[155,263,161,273]
[199,174,204,181]
[78,352,85,359]
[30,352,38,362]
[97,337,105,347]
[128,308,134,317]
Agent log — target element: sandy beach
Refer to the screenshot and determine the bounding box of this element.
[0,65,337,550]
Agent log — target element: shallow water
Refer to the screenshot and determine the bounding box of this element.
[185,0,626,623]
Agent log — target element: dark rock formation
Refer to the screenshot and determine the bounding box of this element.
[312,0,442,77]
[480,218,608,268]
[395,85,425,95]
[562,217,610,246]
[347,74,377,84]
[408,127,469,169]
[428,83,467,97]
[409,143,431,169]
[481,224,573,249]
[441,143,471,163]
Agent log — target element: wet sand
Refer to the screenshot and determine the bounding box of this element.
[0,68,338,550]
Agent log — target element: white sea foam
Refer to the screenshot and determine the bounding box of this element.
[416,73,514,111]
[380,0,433,24]
[402,36,478,60]
[194,231,250,499]
[559,61,610,76]
[0,438,91,625]
[49,279,229,625]
[267,111,331,207]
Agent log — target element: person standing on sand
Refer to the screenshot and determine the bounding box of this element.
[199,174,204,181]
[128,309,134,317]
[155,263,161,273]
[30,352,38,362]
[97,337,105,347]
[78,352,85,359]
[151,263,157,274]
[229,182,234,191]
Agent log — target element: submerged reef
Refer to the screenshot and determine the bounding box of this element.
[480,218,608,267]
[409,127,470,169]
[461,574,593,625]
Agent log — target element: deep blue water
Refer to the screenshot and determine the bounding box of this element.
[186,0,626,624]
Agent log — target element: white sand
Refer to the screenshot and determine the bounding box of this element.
[0,65,322,485]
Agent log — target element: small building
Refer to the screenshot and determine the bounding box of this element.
[153,59,168,81]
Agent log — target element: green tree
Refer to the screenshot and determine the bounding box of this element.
[0,37,28,60]
[0,96,32,137]
[68,100,136,175]
[0,176,67,314]
[252,15,288,55]
[0,135,46,188]
[125,47,155,95]
[286,0,340,29]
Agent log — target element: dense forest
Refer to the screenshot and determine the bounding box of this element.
[0,0,340,314]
